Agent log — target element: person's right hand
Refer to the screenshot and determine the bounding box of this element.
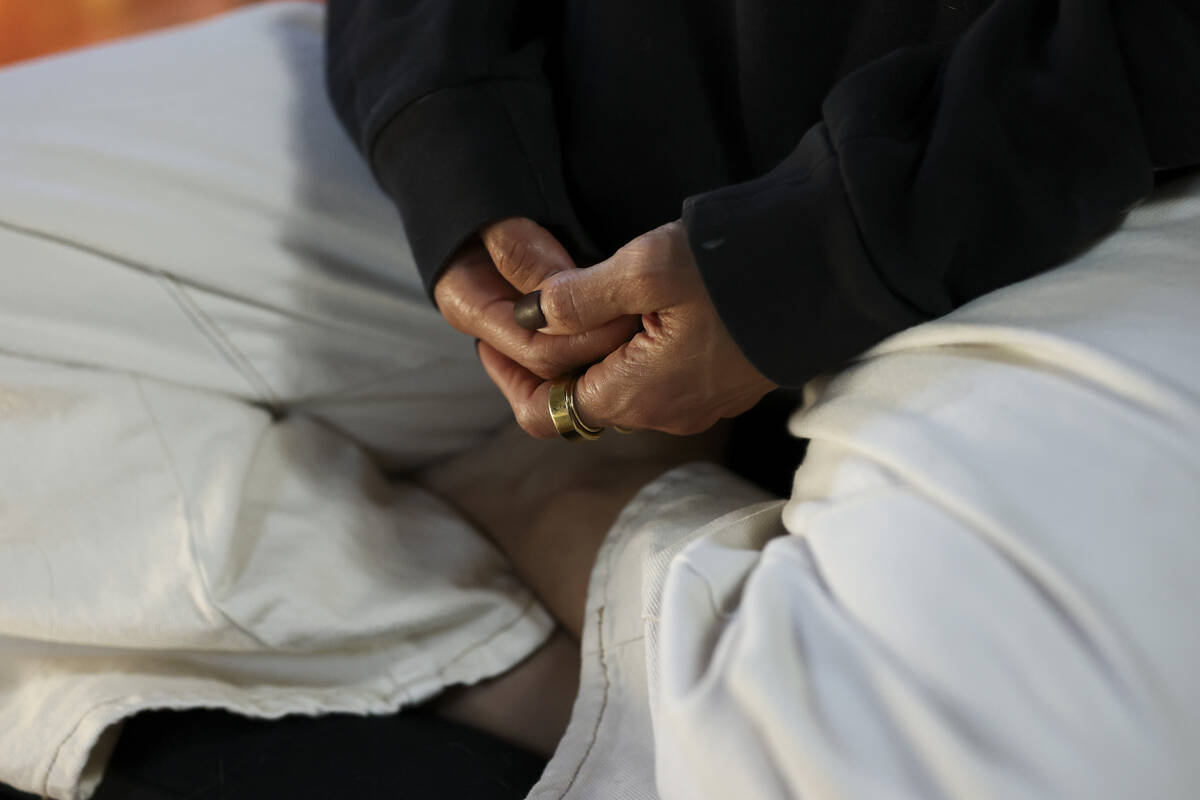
[434,217,639,380]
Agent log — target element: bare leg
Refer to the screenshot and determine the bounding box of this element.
[417,423,726,753]
[433,629,580,757]
[420,423,726,638]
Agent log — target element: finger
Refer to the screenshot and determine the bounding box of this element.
[438,255,639,378]
[481,329,662,438]
[482,340,632,440]
[483,332,709,439]
[481,217,576,294]
[478,339,650,440]
[434,247,520,321]
[569,335,718,437]
[532,224,689,335]
[569,343,642,432]
[476,340,559,439]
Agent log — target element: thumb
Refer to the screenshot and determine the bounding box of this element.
[481,217,576,294]
[519,222,688,335]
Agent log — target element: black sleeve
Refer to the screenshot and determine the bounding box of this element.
[325,0,593,294]
[684,0,1200,388]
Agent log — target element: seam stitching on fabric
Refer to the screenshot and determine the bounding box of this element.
[434,594,546,677]
[174,280,280,405]
[604,633,648,650]
[0,217,417,348]
[555,469,699,797]
[157,275,280,406]
[130,375,278,652]
[39,598,546,800]
[40,696,131,799]
[558,605,610,799]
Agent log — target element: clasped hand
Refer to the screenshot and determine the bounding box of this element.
[435,217,776,438]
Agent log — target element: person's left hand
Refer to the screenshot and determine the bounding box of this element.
[477,221,777,437]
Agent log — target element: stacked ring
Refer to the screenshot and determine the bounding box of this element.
[547,373,605,441]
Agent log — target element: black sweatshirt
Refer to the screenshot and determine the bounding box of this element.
[326,0,1200,388]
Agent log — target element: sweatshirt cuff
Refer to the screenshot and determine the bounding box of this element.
[370,80,596,296]
[683,124,926,389]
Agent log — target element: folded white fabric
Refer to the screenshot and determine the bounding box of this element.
[0,6,551,798]
[534,175,1200,799]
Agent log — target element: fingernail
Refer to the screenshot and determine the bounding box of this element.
[513,291,547,330]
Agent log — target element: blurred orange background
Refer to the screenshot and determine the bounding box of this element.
[0,0,319,67]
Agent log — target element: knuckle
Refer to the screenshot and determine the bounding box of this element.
[573,379,615,427]
[435,296,472,335]
[544,339,587,375]
[619,233,675,305]
[488,225,553,288]
[541,278,584,329]
[513,402,544,437]
[663,231,690,272]
[432,280,480,335]
[572,378,602,412]
[516,342,566,380]
[618,234,656,268]
[527,356,559,380]
[497,237,534,278]
[660,219,687,240]
[642,226,673,262]
[628,269,663,308]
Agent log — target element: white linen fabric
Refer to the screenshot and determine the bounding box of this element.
[535,176,1200,799]
[0,5,553,798]
[3,4,1199,800]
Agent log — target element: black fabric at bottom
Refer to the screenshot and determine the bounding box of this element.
[0,707,546,800]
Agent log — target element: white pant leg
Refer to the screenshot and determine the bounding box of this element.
[532,175,1200,800]
[0,7,550,799]
[0,1,511,466]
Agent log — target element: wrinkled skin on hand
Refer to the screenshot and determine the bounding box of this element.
[476,221,778,437]
[433,217,639,380]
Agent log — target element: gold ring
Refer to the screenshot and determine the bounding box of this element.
[547,373,604,441]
